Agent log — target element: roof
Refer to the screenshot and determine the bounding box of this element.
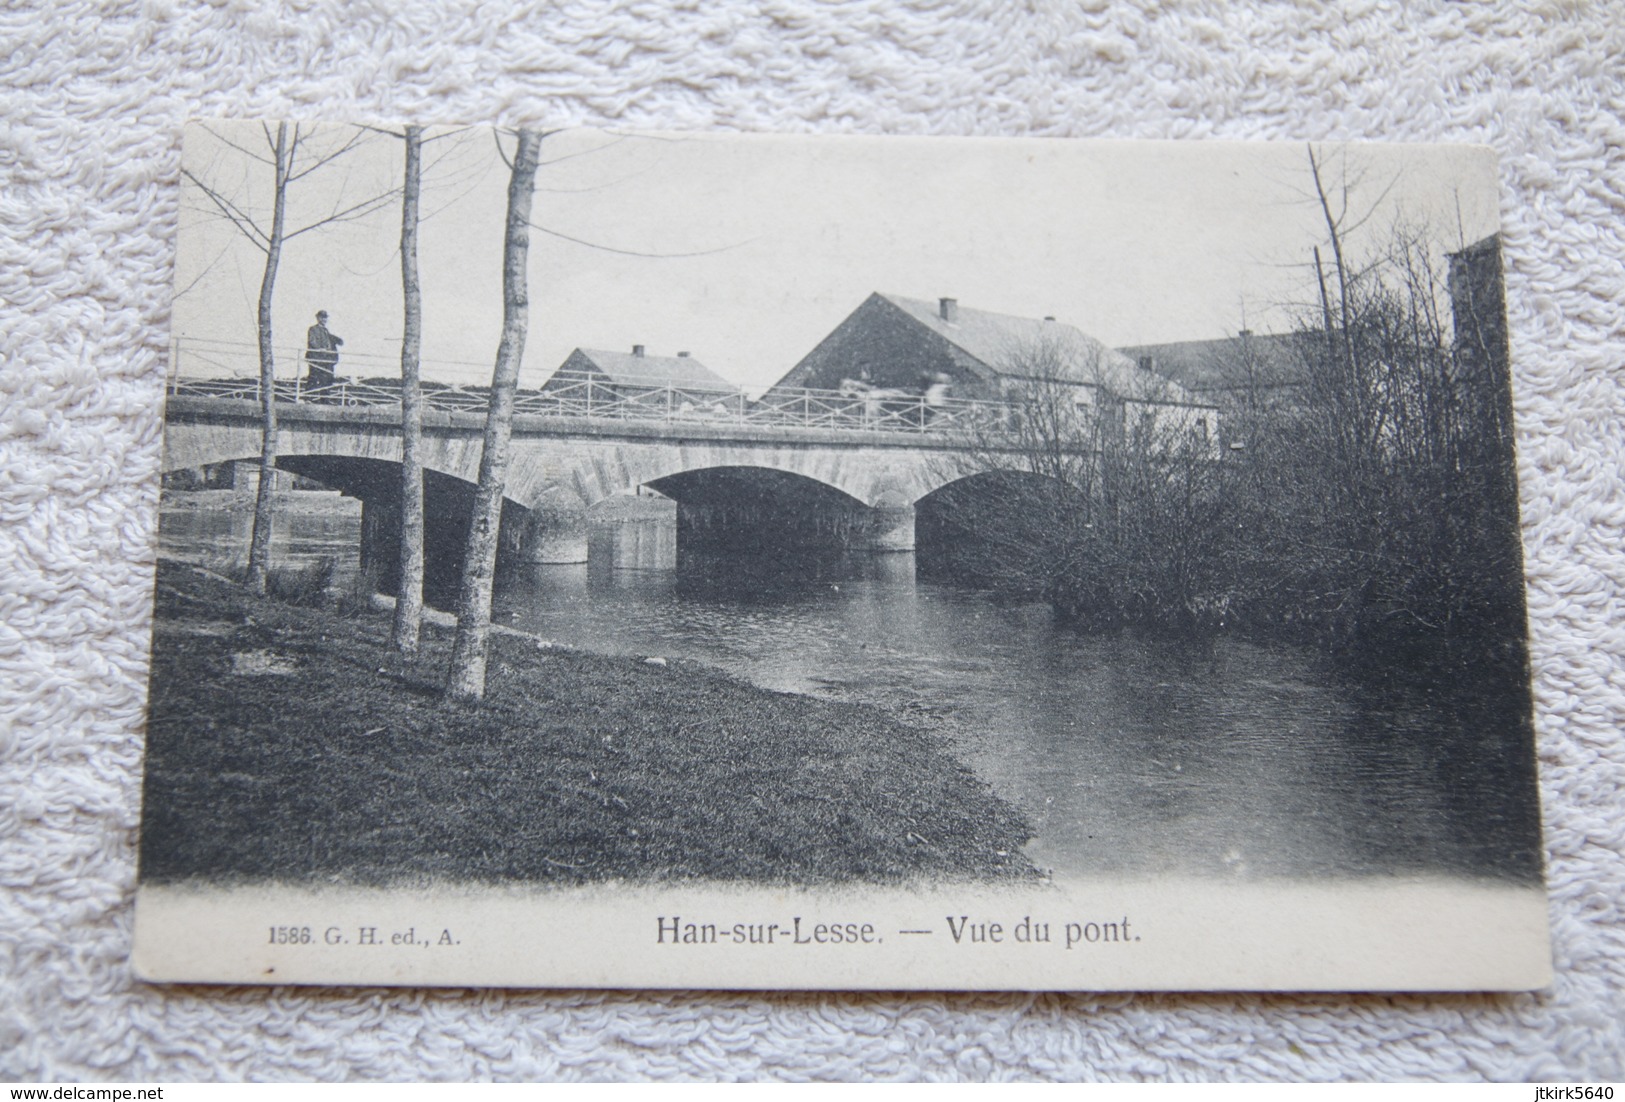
[1116,332,1304,395]
[1448,233,1501,264]
[562,348,735,391]
[877,294,1199,405]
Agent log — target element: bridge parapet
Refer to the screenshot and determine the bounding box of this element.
[166,370,1011,438]
[166,394,1010,453]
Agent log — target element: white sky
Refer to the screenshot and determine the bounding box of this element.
[174,124,1501,391]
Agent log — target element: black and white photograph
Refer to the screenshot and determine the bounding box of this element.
[132,123,1547,990]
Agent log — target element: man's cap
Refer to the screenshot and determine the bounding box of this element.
[316,310,329,319]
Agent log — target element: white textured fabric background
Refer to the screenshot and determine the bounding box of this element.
[2,0,1622,1082]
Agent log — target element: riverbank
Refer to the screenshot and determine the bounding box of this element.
[140,561,1039,888]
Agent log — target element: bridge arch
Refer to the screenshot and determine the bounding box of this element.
[161,415,495,501]
[636,465,887,557]
[559,441,941,511]
[162,422,565,594]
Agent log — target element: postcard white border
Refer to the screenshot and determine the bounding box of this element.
[134,876,1549,991]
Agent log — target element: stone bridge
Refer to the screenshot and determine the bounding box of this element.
[162,395,1025,591]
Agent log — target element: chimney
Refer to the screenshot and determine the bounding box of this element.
[632,344,645,357]
[939,297,958,323]
[1043,315,1056,322]
[1238,328,1253,338]
[676,351,690,358]
[1137,355,1156,373]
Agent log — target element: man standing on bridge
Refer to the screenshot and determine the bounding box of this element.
[304,309,344,393]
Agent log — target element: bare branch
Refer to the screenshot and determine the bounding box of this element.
[285,124,303,173]
[1339,171,1402,238]
[284,186,403,239]
[419,171,491,224]
[534,168,652,194]
[422,126,477,145]
[180,167,270,251]
[172,242,233,299]
[597,128,692,144]
[197,122,276,166]
[537,133,628,166]
[287,126,371,182]
[422,132,491,183]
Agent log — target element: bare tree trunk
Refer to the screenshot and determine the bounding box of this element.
[1307,146,1356,369]
[446,129,542,703]
[183,122,394,596]
[391,124,425,654]
[1313,246,1336,360]
[244,122,290,595]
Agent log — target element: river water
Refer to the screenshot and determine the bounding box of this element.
[159,499,1543,884]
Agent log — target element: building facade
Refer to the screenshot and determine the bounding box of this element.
[768,292,1219,445]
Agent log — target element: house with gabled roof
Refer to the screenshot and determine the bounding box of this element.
[1116,331,1305,405]
[548,344,737,395]
[767,292,1217,442]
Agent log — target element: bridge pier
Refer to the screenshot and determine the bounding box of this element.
[230,460,259,501]
[355,479,588,594]
[340,467,480,602]
[359,496,402,594]
[228,459,293,499]
[856,502,915,552]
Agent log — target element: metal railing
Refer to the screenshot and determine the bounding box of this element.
[165,337,1012,435]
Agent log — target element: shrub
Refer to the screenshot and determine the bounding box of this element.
[265,557,337,607]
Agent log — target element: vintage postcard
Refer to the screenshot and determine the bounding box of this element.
[133,124,1548,990]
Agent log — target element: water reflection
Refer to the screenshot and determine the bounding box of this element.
[159,500,1541,884]
[158,495,362,577]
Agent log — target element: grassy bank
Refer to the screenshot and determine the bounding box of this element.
[140,562,1038,888]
